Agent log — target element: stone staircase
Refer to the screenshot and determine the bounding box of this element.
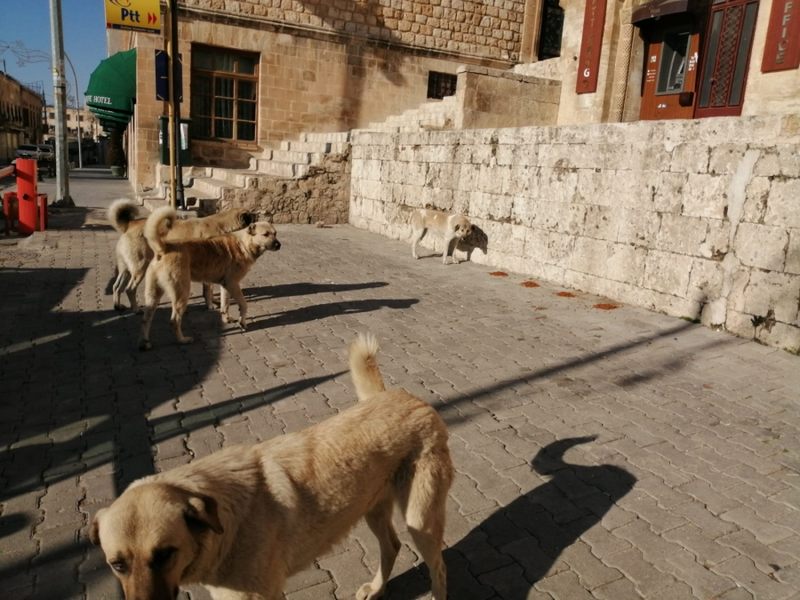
[141,95,458,213]
[142,131,351,213]
[363,95,457,132]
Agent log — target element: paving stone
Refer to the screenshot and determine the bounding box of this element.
[2,221,799,600]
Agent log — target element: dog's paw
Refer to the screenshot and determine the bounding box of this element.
[178,336,194,344]
[356,583,383,600]
[113,303,127,312]
[237,319,247,331]
[138,340,152,351]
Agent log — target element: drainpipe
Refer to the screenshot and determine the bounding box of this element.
[609,0,634,122]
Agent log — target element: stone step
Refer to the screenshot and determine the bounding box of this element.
[190,176,227,199]
[254,159,310,178]
[267,149,320,165]
[205,168,250,188]
[279,140,349,155]
[301,131,350,143]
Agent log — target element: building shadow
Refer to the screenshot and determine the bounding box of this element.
[387,436,637,598]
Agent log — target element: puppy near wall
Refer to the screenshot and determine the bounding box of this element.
[138,206,280,350]
[90,333,454,600]
[107,199,258,312]
[411,207,474,264]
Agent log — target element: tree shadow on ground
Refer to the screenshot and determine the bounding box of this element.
[387,436,637,599]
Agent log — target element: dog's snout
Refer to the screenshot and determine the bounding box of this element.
[273,240,281,250]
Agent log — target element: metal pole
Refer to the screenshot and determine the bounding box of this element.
[170,0,185,210]
[64,53,82,169]
[165,3,177,208]
[48,0,73,206]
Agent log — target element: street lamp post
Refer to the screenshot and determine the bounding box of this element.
[64,52,82,169]
[48,0,72,206]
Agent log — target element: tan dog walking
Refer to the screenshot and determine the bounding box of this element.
[90,333,454,600]
[411,207,474,264]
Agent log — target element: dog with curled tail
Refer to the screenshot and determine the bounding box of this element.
[90,333,453,600]
[107,199,258,312]
[138,206,280,350]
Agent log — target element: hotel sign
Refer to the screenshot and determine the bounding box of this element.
[576,0,607,94]
[762,0,800,72]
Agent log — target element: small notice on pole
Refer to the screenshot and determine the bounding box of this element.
[105,0,161,34]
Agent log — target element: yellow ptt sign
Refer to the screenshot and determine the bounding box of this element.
[105,0,161,34]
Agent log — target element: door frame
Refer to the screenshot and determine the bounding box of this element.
[694,0,760,118]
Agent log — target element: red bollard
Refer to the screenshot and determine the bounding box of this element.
[15,158,38,235]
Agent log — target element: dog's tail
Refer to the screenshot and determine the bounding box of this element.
[107,199,141,233]
[349,332,385,401]
[144,205,177,257]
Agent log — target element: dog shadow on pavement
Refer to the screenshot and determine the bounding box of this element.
[387,436,637,599]
[244,280,389,301]
[243,298,419,331]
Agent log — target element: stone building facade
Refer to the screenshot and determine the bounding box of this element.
[518,0,800,126]
[0,72,45,165]
[109,0,541,195]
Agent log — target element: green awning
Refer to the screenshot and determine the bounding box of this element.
[85,49,137,115]
[90,106,133,124]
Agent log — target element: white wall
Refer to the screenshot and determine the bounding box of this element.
[349,114,800,351]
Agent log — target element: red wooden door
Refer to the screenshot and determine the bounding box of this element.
[695,0,760,118]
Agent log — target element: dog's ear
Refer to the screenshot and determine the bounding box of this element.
[89,508,106,545]
[242,212,256,227]
[184,494,224,535]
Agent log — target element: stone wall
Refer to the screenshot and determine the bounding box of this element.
[455,64,561,129]
[183,0,526,62]
[349,114,800,351]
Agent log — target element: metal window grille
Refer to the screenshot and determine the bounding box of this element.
[427,71,457,100]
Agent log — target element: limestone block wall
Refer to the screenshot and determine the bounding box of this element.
[455,65,561,129]
[350,114,800,351]
[183,0,526,62]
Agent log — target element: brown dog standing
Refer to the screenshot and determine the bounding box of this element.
[108,200,258,312]
[138,206,280,350]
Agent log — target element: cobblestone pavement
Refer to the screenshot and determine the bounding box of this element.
[1,208,799,600]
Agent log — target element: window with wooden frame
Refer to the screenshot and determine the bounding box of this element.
[191,45,259,143]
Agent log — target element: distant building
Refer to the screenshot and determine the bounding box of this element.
[0,71,45,164]
[43,105,102,143]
